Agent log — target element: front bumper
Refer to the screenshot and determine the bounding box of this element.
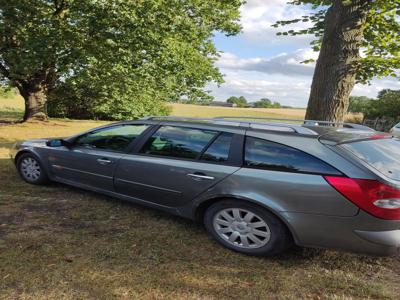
[283,210,400,256]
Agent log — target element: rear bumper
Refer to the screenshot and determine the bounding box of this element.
[355,229,400,249]
[282,211,400,256]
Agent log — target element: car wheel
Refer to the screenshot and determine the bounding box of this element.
[17,153,49,185]
[204,200,292,256]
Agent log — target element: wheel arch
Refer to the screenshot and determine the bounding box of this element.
[15,150,48,173]
[193,195,299,244]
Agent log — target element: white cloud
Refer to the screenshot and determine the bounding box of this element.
[210,50,400,107]
[239,0,314,45]
[216,49,317,76]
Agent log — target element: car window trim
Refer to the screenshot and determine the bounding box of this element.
[71,123,153,154]
[243,136,343,176]
[131,124,243,167]
[197,132,223,160]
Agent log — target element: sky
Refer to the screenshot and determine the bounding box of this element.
[209,0,400,107]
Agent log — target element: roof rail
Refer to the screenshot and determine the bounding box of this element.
[144,116,318,135]
[216,116,374,132]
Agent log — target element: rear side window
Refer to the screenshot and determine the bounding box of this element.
[343,138,400,180]
[201,133,233,163]
[244,137,341,175]
[140,126,217,159]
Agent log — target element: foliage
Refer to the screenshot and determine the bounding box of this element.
[348,90,400,119]
[348,96,374,114]
[366,90,400,119]
[226,96,247,107]
[0,0,243,119]
[0,87,18,99]
[253,98,282,108]
[273,0,400,84]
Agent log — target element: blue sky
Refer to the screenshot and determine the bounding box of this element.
[209,0,400,107]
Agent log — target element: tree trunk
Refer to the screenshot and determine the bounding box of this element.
[18,84,48,122]
[305,0,369,122]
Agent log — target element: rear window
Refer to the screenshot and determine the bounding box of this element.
[343,138,400,180]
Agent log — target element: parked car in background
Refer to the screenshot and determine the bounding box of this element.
[10,117,400,256]
[389,122,400,137]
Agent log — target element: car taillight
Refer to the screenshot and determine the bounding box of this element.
[324,176,400,220]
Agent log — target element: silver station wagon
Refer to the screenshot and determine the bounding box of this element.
[10,117,400,256]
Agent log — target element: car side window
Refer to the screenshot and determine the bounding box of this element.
[140,126,218,159]
[244,137,341,175]
[75,124,149,152]
[201,133,233,163]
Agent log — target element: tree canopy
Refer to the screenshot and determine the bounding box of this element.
[0,0,243,121]
[226,96,247,107]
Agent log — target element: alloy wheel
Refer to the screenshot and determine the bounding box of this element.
[213,208,271,249]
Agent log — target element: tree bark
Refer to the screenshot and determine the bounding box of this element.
[17,84,48,122]
[305,0,369,122]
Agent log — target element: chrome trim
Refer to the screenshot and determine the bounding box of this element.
[187,173,215,180]
[115,178,182,195]
[51,164,113,179]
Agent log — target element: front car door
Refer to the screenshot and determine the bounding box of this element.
[114,125,244,207]
[48,123,151,191]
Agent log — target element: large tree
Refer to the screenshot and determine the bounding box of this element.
[274,0,400,122]
[0,0,243,121]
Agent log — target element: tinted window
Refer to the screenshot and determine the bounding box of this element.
[140,126,217,159]
[201,133,233,163]
[75,124,149,152]
[245,137,340,175]
[343,138,400,180]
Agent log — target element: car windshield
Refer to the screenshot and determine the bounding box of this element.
[343,138,400,181]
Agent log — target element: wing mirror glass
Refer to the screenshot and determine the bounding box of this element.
[46,139,72,148]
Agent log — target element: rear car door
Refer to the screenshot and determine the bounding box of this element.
[114,125,243,207]
[48,123,151,191]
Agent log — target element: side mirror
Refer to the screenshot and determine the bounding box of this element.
[46,139,72,148]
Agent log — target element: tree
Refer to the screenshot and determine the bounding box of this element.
[274,0,400,122]
[365,89,400,119]
[254,98,272,108]
[226,95,247,107]
[348,96,373,114]
[0,0,243,121]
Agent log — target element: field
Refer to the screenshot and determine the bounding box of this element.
[1,95,399,299]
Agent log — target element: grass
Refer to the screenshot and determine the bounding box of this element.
[1,96,399,299]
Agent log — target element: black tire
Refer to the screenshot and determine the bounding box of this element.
[17,153,49,185]
[204,199,292,256]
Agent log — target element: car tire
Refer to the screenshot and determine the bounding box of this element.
[204,200,292,256]
[17,153,49,185]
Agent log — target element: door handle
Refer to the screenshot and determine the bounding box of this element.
[97,158,113,165]
[187,173,215,180]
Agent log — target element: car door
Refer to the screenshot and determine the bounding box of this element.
[114,125,243,207]
[48,123,151,191]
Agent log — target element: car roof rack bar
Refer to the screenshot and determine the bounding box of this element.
[216,116,373,131]
[144,116,318,135]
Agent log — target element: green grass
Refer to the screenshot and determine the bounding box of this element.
[0,95,399,299]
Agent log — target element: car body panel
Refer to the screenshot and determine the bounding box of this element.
[48,146,123,191]
[114,154,241,207]
[191,167,359,216]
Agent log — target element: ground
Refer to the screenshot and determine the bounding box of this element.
[0,96,399,299]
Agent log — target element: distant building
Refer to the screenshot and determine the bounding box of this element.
[210,101,237,107]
